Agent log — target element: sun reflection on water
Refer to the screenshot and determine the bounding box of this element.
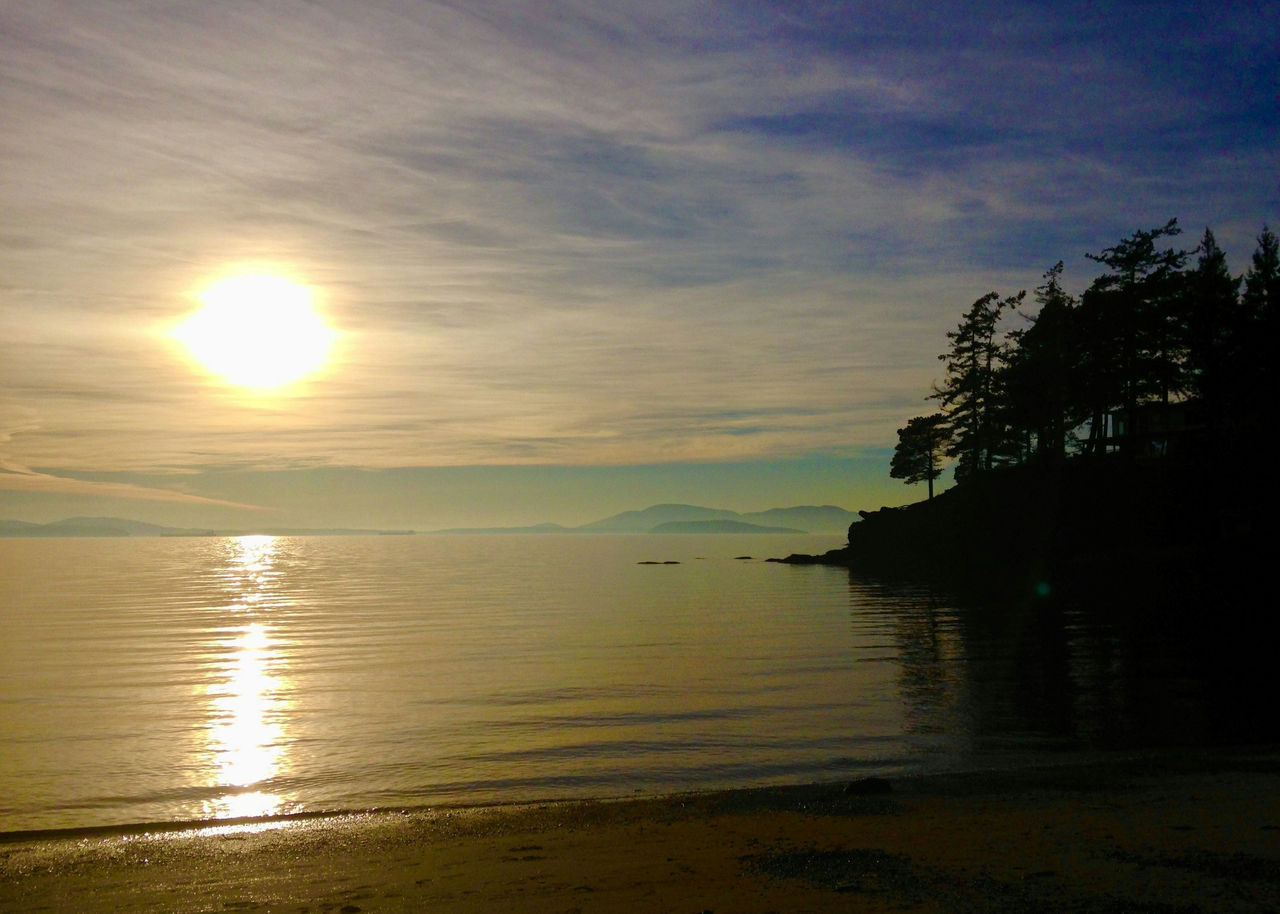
[202,535,292,820]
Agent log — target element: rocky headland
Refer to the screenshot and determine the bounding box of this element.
[771,453,1259,601]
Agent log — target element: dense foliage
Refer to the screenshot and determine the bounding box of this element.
[891,220,1280,490]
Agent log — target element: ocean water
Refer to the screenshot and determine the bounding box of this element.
[0,533,1244,833]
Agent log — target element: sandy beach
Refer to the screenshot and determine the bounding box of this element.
[3,750,1278,913]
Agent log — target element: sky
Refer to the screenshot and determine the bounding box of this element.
[2,0,1277,530]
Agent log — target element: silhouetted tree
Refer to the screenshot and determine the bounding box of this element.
[1071,281,1120,456]
[890,413,952,500]
[1080,219,1192,454]
[1004,263,1077,462]
[885,217,1280,505]
[1231,225,1280,421]
[1242,225,1280,341]
[932,290,1023,478]
[1182,228,1240,409]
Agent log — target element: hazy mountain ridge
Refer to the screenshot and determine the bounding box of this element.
[579,504,739,532]
[50,516,188,536]
[435,504,858,534]
[2,504,860,537]
[0,516,413,538]
[429,523,574,535]
[0,517,173,537]
[648,520,804,534]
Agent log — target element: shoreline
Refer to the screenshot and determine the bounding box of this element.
[5,748,1278,913]
[0,742,1224,844]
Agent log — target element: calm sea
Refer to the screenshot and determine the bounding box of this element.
[0,533,1247,833]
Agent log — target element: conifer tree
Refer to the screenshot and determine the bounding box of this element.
[931,291,1023,478]
[1235,225,1280,413]
[1183,228,1240,408]
[1080,219,1192,454]
[889,218,1278,498]
[890,414,951,500]
[1004,263,1077,462]
[1242,225,1280,335]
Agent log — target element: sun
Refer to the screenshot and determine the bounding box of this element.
[173,274,336,390]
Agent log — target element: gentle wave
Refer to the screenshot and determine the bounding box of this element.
[0,532,1243,832]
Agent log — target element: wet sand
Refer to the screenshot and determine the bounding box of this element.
[3,751,1278,913]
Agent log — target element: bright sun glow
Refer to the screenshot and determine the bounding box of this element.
[173,274,335,390]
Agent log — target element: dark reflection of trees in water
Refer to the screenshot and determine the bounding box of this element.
[845,577,966,744]
[850,572,1262,754]
[1058,589,1264,747]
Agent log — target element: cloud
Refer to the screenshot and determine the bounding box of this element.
[0,460,267,510]
[1,0,1276,494]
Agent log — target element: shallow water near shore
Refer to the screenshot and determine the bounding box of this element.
[0,533,1256,833]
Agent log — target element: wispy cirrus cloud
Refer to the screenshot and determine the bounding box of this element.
[1,1,1275,521]
[0,459,267,510]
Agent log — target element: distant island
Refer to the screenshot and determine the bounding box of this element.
[648,520,803,534]
[0,517,417,539]
[1,503,857,538]
[430,504,855,535]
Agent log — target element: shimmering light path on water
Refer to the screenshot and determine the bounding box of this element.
[0,533,1228,832]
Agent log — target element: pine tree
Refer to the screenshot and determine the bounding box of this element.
[1004,263,1077,462]
[1080,219,1192,454]
[931,291,1023,478]
[1182,228,1240,408]
[1242,225,1280,335]
[1234,225,1280,416]
[890,414,952,500]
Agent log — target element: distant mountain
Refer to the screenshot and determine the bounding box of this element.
[2,503,860,538]
[246,528,417,537]
[649,520,804,534]
[0,519,42,534]
[580,504,739,532]
[740,505,861,532]
[1,517,140,537]
[47,516,184,536]
[428,523,574,535]
[430,503,859,535]
[0,517,413,538]
[0,519,86,537]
